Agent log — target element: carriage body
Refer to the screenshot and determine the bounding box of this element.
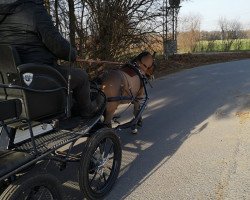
[0,45,122,200]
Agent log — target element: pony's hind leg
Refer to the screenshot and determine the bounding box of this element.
[103,102,119,128]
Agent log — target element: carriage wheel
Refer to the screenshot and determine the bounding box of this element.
[79,128,122,200]
[0,172,63,200]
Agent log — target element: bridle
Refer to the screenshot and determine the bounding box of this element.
[140,60,155,77]
[141,62,153,70]
[140,52,156,76]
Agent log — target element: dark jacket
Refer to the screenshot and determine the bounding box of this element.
[0,0,76,65]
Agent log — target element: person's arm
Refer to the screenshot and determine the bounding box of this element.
[35,4,77,61]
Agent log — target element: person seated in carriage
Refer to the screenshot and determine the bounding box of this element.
[0,0,100,118]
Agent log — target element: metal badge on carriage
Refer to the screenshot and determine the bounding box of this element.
[23,73,33,86]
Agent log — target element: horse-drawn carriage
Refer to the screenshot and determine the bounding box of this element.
[0,45,153,199]
[0,45,122,200]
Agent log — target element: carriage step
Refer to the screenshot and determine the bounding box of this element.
[14,94,105,155]
[14,115,102,154]
[15,130,82,154]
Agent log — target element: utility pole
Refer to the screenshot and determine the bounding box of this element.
[163,0,181,59]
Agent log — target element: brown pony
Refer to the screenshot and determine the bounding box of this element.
[100,51,155,133]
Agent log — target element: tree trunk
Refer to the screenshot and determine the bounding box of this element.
[44,0,50,14]
[68,0,76,47]
[54,0,59,29]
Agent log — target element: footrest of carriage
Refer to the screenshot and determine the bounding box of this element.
[14,94,105,154]
[0,150,34,177]
[0,99,22,121]
[15,130,82,154]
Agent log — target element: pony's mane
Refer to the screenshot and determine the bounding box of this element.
[122,51,151,68]
[131,51,151,63]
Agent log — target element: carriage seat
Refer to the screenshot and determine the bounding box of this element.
[0,45,68,121]
[0,150,33,177]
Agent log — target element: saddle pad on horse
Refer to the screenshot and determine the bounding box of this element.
[121,66,137,77]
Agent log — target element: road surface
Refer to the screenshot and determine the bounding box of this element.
[53,59,250,200]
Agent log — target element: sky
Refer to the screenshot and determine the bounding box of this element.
[179,0,250,31]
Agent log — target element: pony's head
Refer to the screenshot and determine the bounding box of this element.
[132,51,156,79]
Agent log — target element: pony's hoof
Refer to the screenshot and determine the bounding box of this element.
[131,128,138,134]
[100,115,105,123]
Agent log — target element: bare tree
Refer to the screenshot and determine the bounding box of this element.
[54,0,59,29]
[218,17,245,51]
[42,0,191,60]
[67,0,76,47]
[83,0,161,60]
[44,0,51,14]
[43,0,163,60]
[178,14,201,52]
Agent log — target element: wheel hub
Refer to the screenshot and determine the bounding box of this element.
[96,154,111,175]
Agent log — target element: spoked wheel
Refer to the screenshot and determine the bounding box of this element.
[0,172,63,200]
[79,128,122,200]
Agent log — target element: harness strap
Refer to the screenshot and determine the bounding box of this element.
[107,96,133,102]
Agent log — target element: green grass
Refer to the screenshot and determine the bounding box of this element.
[195,39,250,52]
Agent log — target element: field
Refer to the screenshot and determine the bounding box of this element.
[195,39,250,52]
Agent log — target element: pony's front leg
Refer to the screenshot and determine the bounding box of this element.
[131,99,142,134]
[134,87,144,126]
[133,99,143,126]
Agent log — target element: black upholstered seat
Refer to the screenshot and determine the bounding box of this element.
[0,45,68,121]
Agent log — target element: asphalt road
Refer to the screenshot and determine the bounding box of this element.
[52,59,250,200]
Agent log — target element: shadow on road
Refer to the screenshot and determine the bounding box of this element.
[47,60,250,200]
[107,60,250,199]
